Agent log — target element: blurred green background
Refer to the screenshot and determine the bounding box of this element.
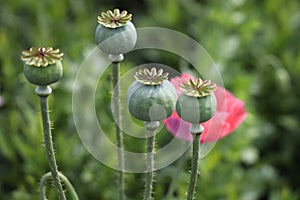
[1,0,300,199]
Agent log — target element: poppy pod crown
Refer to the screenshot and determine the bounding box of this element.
[97,9,132,28]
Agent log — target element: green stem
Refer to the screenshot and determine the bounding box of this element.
[144,121,160,200]
[110,54,125,200]
[145,135,155,200]
[40,172,79,200]
[35,86,66,200]
[186,124,203,200]
[186,134,200,200]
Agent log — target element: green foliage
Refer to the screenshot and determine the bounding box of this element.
[1,0,300,199]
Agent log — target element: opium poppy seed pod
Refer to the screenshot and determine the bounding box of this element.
[176,78,217,124]
[95,9,137,55]
[175,78,217,200]
[127,68,177,122]
[21,47,63,86]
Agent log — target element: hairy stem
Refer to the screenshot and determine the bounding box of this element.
[36,86,66,200]
[186,133,201,200]
[111,54,125,200]
[40,172,79,200]
[144,135,155,200]
[144,121,160,200]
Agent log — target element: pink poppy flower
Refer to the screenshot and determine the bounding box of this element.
[164,73,247,143]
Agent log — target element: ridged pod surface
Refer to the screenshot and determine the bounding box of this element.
[127,80,177,121]
[24,61,63,86]
[176,93,217,123]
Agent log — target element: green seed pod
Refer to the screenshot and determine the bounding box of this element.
[176,78,217,123]
[176,93,216,123]
[21,47,63,86]
[127,68,177,122]
[95,9,137,54]
[24,61,62,85]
